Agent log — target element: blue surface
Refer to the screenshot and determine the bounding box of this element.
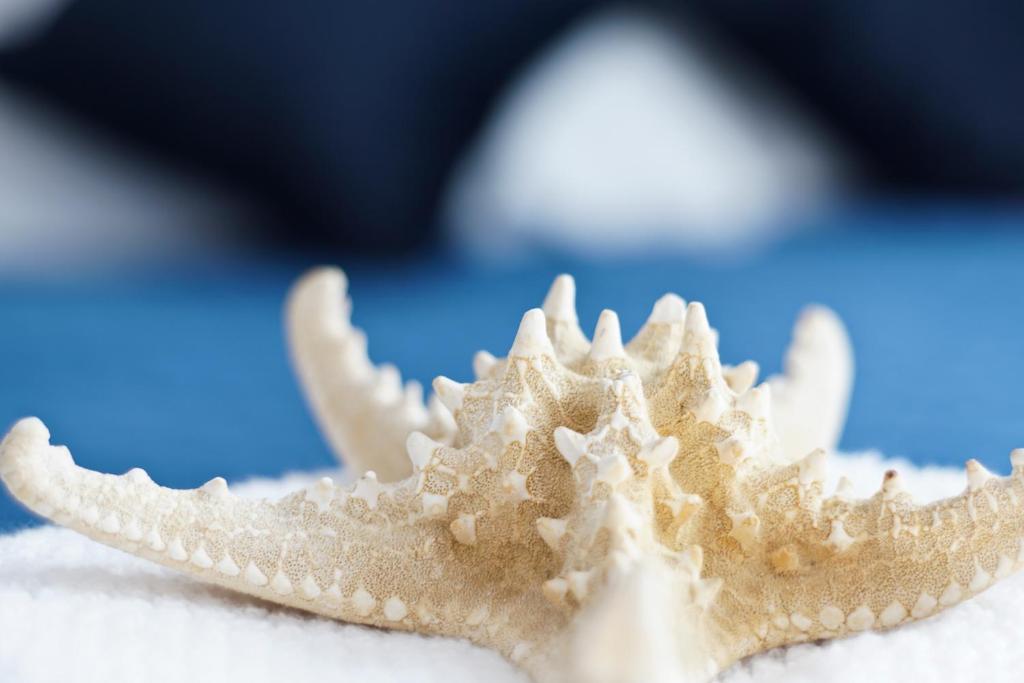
[3,216,1024,530]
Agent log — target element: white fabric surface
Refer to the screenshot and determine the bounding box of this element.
[2,453,1023,683]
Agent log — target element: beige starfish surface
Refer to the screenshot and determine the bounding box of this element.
[2,267,1021,683]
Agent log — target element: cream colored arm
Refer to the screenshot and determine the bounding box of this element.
[286,267,455,481]
[768,305,853,460]
[0,417,446,631]
[745,453,1024,650]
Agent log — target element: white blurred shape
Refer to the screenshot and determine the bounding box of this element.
[0,84,263,273]
[0,0,69,47]
[445,8,848,255]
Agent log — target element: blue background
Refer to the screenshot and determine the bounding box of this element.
[3,213,1024,531]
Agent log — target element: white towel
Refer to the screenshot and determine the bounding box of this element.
[2,453,1021,683]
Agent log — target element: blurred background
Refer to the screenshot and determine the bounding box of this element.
[1,0,1022,530]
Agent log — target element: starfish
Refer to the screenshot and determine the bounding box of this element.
[2,267,1021,683]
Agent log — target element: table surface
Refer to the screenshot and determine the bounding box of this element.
[3,212,1024,530]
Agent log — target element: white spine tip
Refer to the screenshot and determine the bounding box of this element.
[648,293,686,324]
[589,309,625,362]
[693,390,729,425]
[216,554,240,576]
[683,302,721,361]
[146,527,165,552]
[295,575,319,600]
[542,274,577,323]
[406,431,439,471]
[427,395,457,435]
[200,477,230,498]
[509,308,555,358]
[826,519,855,552]
[685,302,710,334]
[966,459,994,491]
[639,436,679,469]
[1012,449,1024,469]
[123,518,143,541]
[553,427,588,467]
[99,513,121,535]
[725,361,759,394]
[168,537,188,562]
[727,511,761,552]
[306,476,336,512]
[10,417,49,440]
[796,304,842,336]
[536,517,568,551]
[542,577,569,606]
[595,453,633,488]
[432,376,466,412]
[567,570,593,601]
[834,476,855,499]
[353,470,382,509]
[383,597,408,622]
[881,470,905,500]
[80,504,99,526]
[190,544,214,569]
[472,350,498,379]
[352,588,376,616]
[271,572,294,595]
[798,449,828,486]
[421,492,449,517]
[602,494,642,538]
[244,562,268,587]
[502,471,531,502]
[496,406,531,446]
[449,513,478,545]
[737,384,772,420]
[715,436,749,466]
[374,364,403,402]
[125,468,152,484]
[402,380,425,412]
[969,560,992,592]
[310,265,348,292]
[680,545,705,575]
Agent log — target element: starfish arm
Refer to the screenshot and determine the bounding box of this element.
[0,417,475,633]
[286,267,455,480]
[562,558,718,683]
[16,270,1024,683]
[747,454,1024,650]
[541,274,591,366]
[767,305,853,461]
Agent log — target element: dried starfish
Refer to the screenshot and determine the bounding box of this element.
[3,268,1020,683]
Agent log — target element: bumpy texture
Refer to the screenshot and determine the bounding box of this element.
[2,268,1019,683]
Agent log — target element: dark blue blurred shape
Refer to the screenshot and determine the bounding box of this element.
[0,0,593,250]
[690,0,1024,193]
[3,0,1023,253]
[3,212,1024,531]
